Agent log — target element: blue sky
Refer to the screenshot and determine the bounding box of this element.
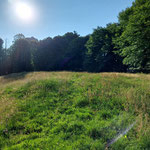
[0,0,134,46]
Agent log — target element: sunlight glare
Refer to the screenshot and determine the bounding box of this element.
[14,2,35,23]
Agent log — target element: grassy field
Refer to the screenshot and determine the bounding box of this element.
[0,72,150,150]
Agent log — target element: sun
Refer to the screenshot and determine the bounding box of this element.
[14,2,34,23]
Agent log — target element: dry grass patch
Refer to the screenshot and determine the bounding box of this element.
[0,96,16,125]
[0,72,73,89]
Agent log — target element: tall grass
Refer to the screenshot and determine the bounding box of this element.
[0,72,150,149]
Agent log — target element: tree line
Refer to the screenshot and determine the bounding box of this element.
[0,0,150,75]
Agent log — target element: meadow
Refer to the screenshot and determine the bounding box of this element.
[0,72,150,150]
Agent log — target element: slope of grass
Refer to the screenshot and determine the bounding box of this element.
[0,72,150,150]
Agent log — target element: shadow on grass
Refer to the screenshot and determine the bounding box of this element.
[3,72,30,81]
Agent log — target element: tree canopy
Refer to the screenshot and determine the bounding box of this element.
[117,0,150,72]
[0,0,150,75]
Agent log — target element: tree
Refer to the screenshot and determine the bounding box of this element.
[0,38,4,75]
[84,26,126,72]
[13,34,25,41]
[32,32,79,71]
[11,34,32,73]
[32,37,53,71]
[84,27,108,72]
[62,36,89,71]
[117,0,150,72]
[56,32,79,70]
[106,23,127,72]
[26,37,39,70]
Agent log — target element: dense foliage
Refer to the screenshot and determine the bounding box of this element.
[0,0,150,75]
[116,0,150,72]
[84,25,127,72]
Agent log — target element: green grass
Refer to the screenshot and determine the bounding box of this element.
[0,72,150,150]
